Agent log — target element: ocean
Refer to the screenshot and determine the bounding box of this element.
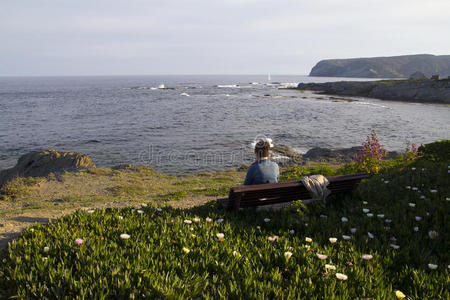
[1,75,449,174]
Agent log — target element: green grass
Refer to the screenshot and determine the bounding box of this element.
[0,151,448,299]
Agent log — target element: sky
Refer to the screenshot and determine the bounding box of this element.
[1,0,449,76]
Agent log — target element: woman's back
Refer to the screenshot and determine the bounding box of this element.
[244,159,279,185]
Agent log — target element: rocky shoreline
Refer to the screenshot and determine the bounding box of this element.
[0,147,400,187]
[296,79,450,104]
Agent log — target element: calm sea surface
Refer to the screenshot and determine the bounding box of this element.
[1,75,449,174]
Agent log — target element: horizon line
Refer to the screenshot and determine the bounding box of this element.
[0,73,309,78]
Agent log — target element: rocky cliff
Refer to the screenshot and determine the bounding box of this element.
[310,54,450,78]
[297,79,450,104]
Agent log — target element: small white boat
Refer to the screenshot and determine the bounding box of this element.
[158,84,166,89]
[180,92,190,97]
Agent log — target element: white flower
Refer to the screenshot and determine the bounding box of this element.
[384,226,391,230]
[406,186,411,189]
[325,264,336,270]
[305,237,312,243]
[350,228,357,233]
[447,197,450,201]
[264,218,271,223]
[411,167,416,171]
[385,219,392,223]
[430,189,437,193]
[426,212,430,216]
[428,230,438,239]
[316,253,327,260]
[193,217,200,223]
[87,210,94,214]
[156,208,162,211]
[414,226,419,232]
[428,263,438,270]
[184,220,192,224]
[408,203,416,207]
[362,201,368,205]
[216,233,225,241]
[377,214,385,218]
[366,213,374,217]
[420,195,426,199]
[415,216,422,221]
[44,247,50,252]
[342,235,351,240]
[182,247,190,254]
[390,244,400,249]
[284,251,293,259]
[384,180,389,184]
[217,218,224,223]
[412,187,418,191]
[362,254,373,260]
[289,229,295,235]
[256,226,261,229]
[137,210,144,214]
[141,203,148,207]
[362,208,370,213]
[368,232,374,239]
[233,250,241,258]
[205,217,212,222]
[118,216,123,220]
[120,234,130,239]
[320,215,328,219]
[335,273,348,280]
[329,237,337,243]
[341,217,348,222]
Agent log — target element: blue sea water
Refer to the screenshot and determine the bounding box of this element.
[0,75,449,174]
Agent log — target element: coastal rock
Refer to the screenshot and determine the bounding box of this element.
[409,71,427,79]
[310,54,450,78]
[303,147,362,163]
[0,150,95,186]
[297,79,450,104]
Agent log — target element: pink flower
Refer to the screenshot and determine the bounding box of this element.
[75,239,84,245]
[362,254,373,260]
[267,235,279,243]
[316,253,327,260]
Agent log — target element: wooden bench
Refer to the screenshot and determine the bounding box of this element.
[217,173,369,211]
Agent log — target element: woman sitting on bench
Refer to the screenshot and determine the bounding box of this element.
[244,139,279,185]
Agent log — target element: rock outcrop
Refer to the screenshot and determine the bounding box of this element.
[297,79,450,104]
[309,54,450,78]
[0,150,95,186]
[409,71,427,79]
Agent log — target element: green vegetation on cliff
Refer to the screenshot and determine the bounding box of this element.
[0,141,448,299]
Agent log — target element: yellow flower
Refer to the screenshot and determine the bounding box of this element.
[182,247,190,254]
[305,237,312,243]
[395,290,406,298]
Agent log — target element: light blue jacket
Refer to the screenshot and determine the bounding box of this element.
[244,159,279,185]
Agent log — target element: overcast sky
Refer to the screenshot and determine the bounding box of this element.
[1,0,449,76]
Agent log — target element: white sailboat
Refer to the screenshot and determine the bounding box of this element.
[268,73,271,83]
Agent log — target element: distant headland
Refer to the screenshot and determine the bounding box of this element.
[309,54,450,78]
[297,78,450,104]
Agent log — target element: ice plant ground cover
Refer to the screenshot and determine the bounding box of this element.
[0,141,449,298]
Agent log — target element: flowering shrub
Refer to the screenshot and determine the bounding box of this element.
[403,142,421,161]
[353,130,387,174]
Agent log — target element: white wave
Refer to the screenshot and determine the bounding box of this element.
[217,84,239,88]
[180,93,190,97]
